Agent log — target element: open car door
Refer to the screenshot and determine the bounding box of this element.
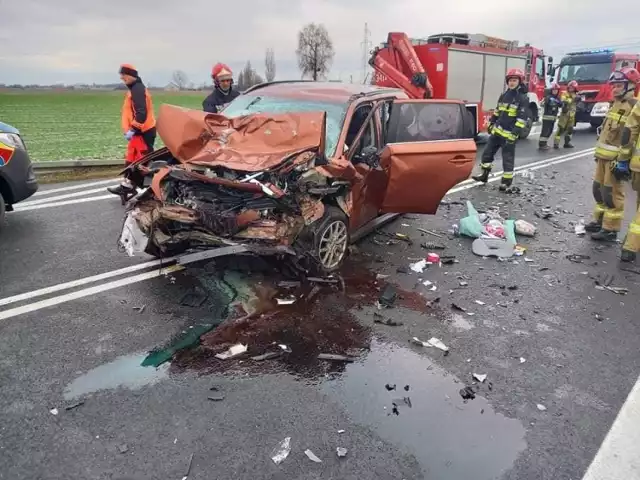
[379,99,476,214]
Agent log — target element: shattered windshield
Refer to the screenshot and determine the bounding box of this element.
[558,62,611,84]
[221,95,347,157]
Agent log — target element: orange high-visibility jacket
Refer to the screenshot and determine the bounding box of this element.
[121,79,156,133]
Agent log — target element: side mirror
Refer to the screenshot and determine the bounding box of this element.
[547,56,553,65]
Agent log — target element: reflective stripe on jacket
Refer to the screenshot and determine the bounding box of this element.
[595,93,637,162]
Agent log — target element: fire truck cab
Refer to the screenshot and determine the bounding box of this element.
[550,49,640,129]
[371,32,548,139]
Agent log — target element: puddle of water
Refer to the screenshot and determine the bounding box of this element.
[64,353,169,400]
[323,339,527,479]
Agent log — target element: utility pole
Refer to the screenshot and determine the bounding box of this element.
[360,22,372,84]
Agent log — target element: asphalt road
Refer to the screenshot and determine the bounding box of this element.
[1,125,639,480]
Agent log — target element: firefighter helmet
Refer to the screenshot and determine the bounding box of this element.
[506,68,525,83]
[608,67,640,97]
[211,63,234,86]
[567,80,579,92]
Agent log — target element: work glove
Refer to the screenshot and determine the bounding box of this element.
[611,160,631,181]
[124,129,136,141]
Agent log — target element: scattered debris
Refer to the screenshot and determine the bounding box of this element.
[271,437,292,465]
[451,303,466,312]
[49,408,59,416]
[251,352,282,361]
[181,453,194,480]
[417,228,444,238]
[376,273,390,280]
[180,287,209,308]
[133,305,146,313]
[520,357,526,364]
[336,447,348,458]
[515,219,537,237]
[377,284,398,307]
[278,280,301,289]
[65,401,85,411]
[215,344,248,360]
[575,220,586,236]
[459,386,476,400]
[472,373,487,383]
[459,281,469,287]
[305,449,322,463]
[391,403,400,415]
[426,252,440,263]
[118,444,129,454]
[276,296,297,305]
[338,429,345,434]
[373,313,403,326]
[537,404,547,411]
[566,254,590,263]
[385,383,396,391]
[594,279,628,295]
[410,259,428,273]
[421,242,446,250]
[318,353,356,362]
[404,385,410,391]
[474,300,486,306]
[279,344,292,353]
[440,256,458,265]
[207,394,225,402]
[411,336,449,352]
[402,396,413,408]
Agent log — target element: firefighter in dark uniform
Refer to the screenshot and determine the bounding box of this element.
[585,67,640,243]
[203,63,240,113]
[538,83,562,150]
[472,68,529,192]
[554,80,579,149]
[107,64,156,198]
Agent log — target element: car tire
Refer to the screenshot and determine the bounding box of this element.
[0,193,6,231]
[309,206,350,273]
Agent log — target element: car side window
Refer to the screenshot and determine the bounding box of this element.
[350,115,378,162]
[377,100,393,143]
[386,102,464,143]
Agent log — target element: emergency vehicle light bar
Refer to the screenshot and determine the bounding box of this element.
[566,48,613,55]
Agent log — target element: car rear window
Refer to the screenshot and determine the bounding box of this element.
[221,95,347,157]
[386,102,466,143]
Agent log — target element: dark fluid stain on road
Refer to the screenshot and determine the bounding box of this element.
[172,257,434,379]
[323,338,527,479]
[63,353,169,400]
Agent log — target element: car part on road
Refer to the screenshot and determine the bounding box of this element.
[336,447,348,458]
[271,437,292,465]
[305,449,322,463]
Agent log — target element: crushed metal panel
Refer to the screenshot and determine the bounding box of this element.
[156,104,327,171]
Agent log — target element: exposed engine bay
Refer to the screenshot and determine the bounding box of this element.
[118,105,358,271]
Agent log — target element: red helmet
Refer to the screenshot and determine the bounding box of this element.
[211,63,233,83]
[506,68,525,83]
[567,80,579,91]
[608,67,640,97]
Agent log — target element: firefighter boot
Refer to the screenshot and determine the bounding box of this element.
[472,167,491,184]
[591,229,618,242]
[498,176,513,192]
[538,142,549,151]
[553,142,560,149]
[620,249,637,263]
[584,220,602,233]
[564,142,575,149]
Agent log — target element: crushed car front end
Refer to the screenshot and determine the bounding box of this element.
[118,105,357,272]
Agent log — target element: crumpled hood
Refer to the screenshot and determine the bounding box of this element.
[156,104,326,172]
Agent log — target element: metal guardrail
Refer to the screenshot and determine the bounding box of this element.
[32,159,122,169]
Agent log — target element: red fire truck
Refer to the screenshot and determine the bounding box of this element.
[549,49,640,129]
[371,32,548,139]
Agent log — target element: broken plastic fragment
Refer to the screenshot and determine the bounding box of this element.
[278,344,292,353]
[215,343,248,360]
[338,429,345,434]
[304,449,322,463]
[378,284,397,307]
[426,253,440,263]
[49,408,59,416]
[336,447,348,458]
[410,259,428,273]
[459,386,476,400]
[271,437,292,465]
[474,300,486,305]
[520,357,526,364]
[536,404,547,411]
[318,353,356,362]
[575,221,586,236]
[412,336,449,352]
[472,373,487,383]
[276,296,296,305]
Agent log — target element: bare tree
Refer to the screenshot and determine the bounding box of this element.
[239,61,264,91]
[237,70,246,91]
[296,23,335,81]
[265,48,276,82]
[171,70,189,90]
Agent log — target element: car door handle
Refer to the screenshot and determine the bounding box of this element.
[449,155,469,163]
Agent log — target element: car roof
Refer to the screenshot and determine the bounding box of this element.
[243,81,406,103]
[0,121,19,135]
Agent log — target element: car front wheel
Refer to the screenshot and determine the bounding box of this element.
[310,206,350,273]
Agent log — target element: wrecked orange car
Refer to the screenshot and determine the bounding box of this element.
[118,81,476,272]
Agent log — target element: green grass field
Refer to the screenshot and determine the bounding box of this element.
[0,90,206,162]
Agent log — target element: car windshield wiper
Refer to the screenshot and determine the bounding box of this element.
[244,96,262,110]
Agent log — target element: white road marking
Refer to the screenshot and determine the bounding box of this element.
[0,265,184,321]
[581,375,640,479]
[0,147,595,321]
[13,194,116,212]
[18,186,118,207]
[33,178,121,196]
[0,257,177,307]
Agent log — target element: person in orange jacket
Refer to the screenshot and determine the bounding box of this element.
[107,64,156,197]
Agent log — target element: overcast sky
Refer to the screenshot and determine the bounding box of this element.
[1,0,639,86]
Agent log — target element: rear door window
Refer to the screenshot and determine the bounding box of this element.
[386,102,465,143]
